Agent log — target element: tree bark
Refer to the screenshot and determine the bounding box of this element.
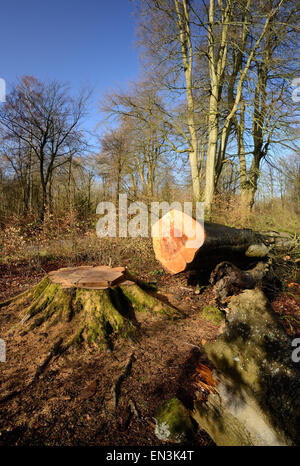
[192,289,300,446]
[152,209,268,275]
[175,0,201,203]
[204,0,231,218]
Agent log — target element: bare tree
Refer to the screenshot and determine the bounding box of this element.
[0,76,89,221]
[98,125,129,203]
[233,0,300,214]
[134,1,211,203]
[136,0,295,218]
[100,80,172,203]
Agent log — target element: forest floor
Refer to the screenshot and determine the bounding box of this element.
[0,234,299,446]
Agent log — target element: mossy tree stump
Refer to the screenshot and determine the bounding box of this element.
[1,266,180,352]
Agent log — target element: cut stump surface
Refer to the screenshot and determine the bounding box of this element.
[48,265,133,289]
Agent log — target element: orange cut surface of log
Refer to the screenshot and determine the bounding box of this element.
[152,209,205,274]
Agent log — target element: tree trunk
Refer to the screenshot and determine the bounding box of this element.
[48,172,54,214]
[192,289,300,446]
[67,156,73,209]
[174,0,201,203]
[240,186,255,215]
[204,91,219,218]
[40,187,47,222]
[204,0,231,218]
[40,155,48,222]
[152,209,268,275]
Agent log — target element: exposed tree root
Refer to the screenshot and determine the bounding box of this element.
[209,260,269,301]
[112,352,135,409]
[34,337,64,379]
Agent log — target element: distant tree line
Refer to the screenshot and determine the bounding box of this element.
[0,0,299,225]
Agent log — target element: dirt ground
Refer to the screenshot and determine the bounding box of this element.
[0,259,221,446]
[0,253,299,446]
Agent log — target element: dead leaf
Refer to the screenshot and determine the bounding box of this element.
[195,362,216,387]
[194,379,216,393]
[288,283,300,289]
[79,380,97,400]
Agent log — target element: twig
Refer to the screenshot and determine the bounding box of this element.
[182,341,203,350]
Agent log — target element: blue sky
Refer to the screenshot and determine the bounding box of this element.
[1,0,140,143]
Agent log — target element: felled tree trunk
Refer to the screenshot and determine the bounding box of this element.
[152,209,269,275]
[192,289,300,446]
[0,266,179,353]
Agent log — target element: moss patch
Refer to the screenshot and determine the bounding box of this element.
[120,284,181,319]
[155,397,194,443]
[201,305,224,325]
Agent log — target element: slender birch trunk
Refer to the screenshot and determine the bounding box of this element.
[175,0,201,203]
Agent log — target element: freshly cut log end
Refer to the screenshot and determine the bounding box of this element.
[152,209,268,275]
[152,209,205,275]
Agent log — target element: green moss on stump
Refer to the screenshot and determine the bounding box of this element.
[120,284,180,318]
[201,305,224,325]
[1,274,180,352]
[155,397,195,443]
